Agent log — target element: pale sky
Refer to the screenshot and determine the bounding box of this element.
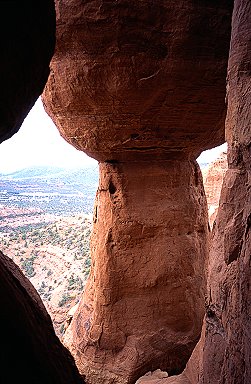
[0,98,227,173]
[197,142,227,164]
[0,98,97,173]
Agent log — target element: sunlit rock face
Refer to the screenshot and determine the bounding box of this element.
[42,1,233,383]
[43,1,233,162]
[64,160,208,383]
[202,151,228,228]
[0,1,55,143]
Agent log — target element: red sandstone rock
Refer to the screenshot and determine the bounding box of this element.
[42,2,233,383]
[3,1,251,383]
[202,152,228,228]
[63,160,208,383]
[43,1,232,161]
[154,2,251,383]
[201,1,251,382]
[0,251,84,383]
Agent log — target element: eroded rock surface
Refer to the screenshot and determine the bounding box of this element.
[142,1,251,383]
[201,1,251,382]
[43,1,232,161]
[64,160,208,383]
[42,1,233,383]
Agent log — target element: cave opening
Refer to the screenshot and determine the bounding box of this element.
[0,93,227,346]
[0,97,98,339]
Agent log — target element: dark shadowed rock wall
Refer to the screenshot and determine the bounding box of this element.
[0,2,84,383]
[202,1,251,382]
[0,1,55,143]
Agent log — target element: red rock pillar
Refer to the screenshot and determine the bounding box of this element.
[65,160,208,383]
[201,1,251,383]
[42,1,233,382]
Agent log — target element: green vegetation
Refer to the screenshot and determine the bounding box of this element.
[0,214,92,315]
[58,292,71,307]
[0,215,91,262]
[21,254,36,277]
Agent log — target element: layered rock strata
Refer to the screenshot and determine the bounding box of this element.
[42,2,233,382]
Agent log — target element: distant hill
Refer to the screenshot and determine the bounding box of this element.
[1,165,99,185]
[0,165,99,215]
[1,166,66,179]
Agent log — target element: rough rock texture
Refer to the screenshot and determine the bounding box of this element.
[0,251,84,383]
[42,1,233,383]
[0,1,55,143]
[202,152,228,228]
[201,1,251,382]
[43,1,233,161]
[64,160,208,383]
[135,322,205,384]
[140,1,251,383]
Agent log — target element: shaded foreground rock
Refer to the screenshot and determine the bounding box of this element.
[0,251,84,383]
[135,322,205,384]
[0,2,85,382]
[0,1,55,143]
[201,1,251,382]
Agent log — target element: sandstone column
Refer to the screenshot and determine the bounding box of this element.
[66,159,208,383]
[42,1,233,382]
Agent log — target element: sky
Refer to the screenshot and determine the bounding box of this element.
[0,98,227,173]
[0,98,97,173]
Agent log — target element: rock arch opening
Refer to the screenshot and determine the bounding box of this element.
[2,1,250,384]
[0,98,98,338]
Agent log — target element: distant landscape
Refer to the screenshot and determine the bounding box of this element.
[0,161,210,338]
[0,165,99,215]
[0,165,99,338]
